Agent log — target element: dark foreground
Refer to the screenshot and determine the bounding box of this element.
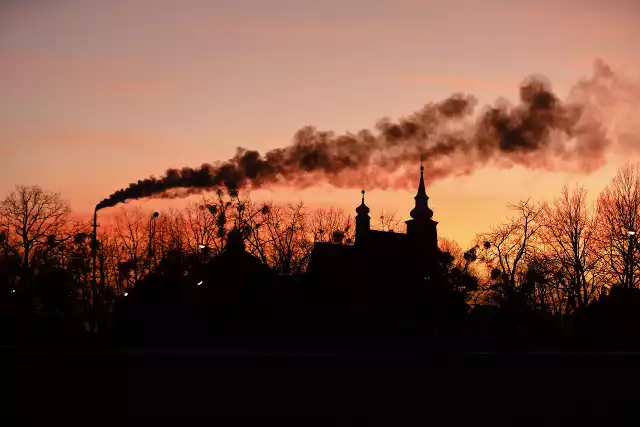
[2,347,640,421]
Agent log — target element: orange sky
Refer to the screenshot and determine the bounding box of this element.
[1,0,639,247]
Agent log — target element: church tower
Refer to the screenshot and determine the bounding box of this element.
[405,166,438,254]
[355,190,370,245]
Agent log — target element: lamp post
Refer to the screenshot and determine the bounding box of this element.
[148,212,159,273]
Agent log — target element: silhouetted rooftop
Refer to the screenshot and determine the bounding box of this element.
[307,241,356,275]
[366,229,409,245]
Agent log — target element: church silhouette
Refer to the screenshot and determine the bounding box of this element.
[114,165,465,348]
[307,165,441,281]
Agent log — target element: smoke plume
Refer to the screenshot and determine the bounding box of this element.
[96,59,635,211]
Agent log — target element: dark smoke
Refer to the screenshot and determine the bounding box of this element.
[96,59,628,211]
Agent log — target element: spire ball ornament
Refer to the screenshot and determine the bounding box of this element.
[356,189,370,216]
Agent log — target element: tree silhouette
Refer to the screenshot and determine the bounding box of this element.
[0,185,71,274]
[309,207,354,244]
[538,185,604,311]
[597,162,640,289]
[6,163,640,350]
[374,208,401,232]
[476,199,544,305]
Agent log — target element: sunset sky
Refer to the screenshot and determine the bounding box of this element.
[1,0,638,247]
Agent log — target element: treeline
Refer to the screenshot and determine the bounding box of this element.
[468,162,640,314]
[2,163,640,348]
[0,185,397,341]
[0,188,355,292]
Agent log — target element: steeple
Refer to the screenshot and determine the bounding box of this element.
[409,165,434,220]
[356,189,370,216]
[355,190,370,244]
[405,163,439,257]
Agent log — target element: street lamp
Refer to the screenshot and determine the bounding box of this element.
[199,244,206,249]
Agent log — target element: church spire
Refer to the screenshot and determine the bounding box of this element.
[409,165,434,220]
[355,189,370,216]
[355,189,370,244]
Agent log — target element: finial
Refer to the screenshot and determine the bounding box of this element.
[356,189,370,216]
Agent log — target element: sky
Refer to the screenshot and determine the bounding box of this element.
[1,0,639,247]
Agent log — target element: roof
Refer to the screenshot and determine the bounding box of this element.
[307,230,412,276]
[306,242,355,275]
[190,248,274,288]
[367,230,409,246]
[207,249,270,273]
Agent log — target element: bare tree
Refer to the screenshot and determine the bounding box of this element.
[308,207,354,244]
[439,237,463,261]
[254,203,312,275]
[520,255,567,315]
[0,185,71,273]
[476,199,545,301]
[183,199,223,257]
[94,231,117,292]
[597,162,640,289]
[538,185,604,310]
[234,197,272,265]
[112,206,151,287]
[439,237,480,274]
[153,208,185,261]
[374,208,401,232]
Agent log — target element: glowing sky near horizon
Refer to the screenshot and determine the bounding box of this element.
[0,0,638,246]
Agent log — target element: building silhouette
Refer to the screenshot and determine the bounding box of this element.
[307,165,440,280]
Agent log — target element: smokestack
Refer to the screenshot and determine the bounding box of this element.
[96,59,633,211]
